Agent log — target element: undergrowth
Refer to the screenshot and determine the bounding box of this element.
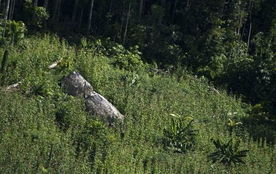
[0,35,275,174]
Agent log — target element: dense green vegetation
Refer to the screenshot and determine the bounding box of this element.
[0,0,275,173]
[2,0,275,118]
[0,34,274,174]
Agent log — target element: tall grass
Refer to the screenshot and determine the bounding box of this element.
[0,35,275,174]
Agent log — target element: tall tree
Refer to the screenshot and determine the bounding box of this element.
[4,0,11,20]
[52,0,62,23]
[108,0,113,13]
[8,0,15,19]
[87,0,95,33]
[123,1,131,45]
[247,0,253,48]
[71,0,79,22]
[171,0,178,22]
[78,8,84,29]
[139,0,143,21]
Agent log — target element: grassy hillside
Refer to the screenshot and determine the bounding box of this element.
[0,35,275,174]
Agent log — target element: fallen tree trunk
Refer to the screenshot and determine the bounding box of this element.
[48,59,63,69]
[3,82,21,92]
[61,71,124,125]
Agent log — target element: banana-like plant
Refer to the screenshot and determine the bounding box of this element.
[208,138,249,166]
[163,114,198,153]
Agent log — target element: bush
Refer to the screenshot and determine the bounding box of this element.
[162,114,198,153]
[23,0,49,29]
[0,20,26,45]
[208,138,249,166]
[109,44,145,71]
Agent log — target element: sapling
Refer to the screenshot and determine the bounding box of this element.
[1,50,9,72]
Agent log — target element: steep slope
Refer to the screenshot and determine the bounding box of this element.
[0,36,275,174]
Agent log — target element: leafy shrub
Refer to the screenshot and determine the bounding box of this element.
[78,37,146,71]
[162,114,198,153]
[23,0,49,29]
[102,39,145,71]
[111,45,145,71]
[0,20,26,45]
[208,139,249,166]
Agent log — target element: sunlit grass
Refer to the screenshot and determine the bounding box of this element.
[0,35,275,173]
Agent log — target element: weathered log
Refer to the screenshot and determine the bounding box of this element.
[4,82,21,92]
[85,91,124,122]
[48,59,63,69]
[61,71,93,98]
[61,71,124,124]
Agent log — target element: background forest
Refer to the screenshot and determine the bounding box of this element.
[0,0,275,173]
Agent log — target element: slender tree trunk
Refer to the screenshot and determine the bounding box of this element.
[43,0,49,9]
[247,21,252,47]
[33,0,38,7]
[9,0,15,20]
[57,0,62,22]
[4,0,11,20]
[118,14,124,41]
[237,1,242,35]
[186,0,191,11]
[87,0,95,33]
[72,0,78,22]
[247,0,253,48]
[161,0,166,7]
[158,0,166,25]
[172,0,178,22]
[78,8,84,29]
[53,0,59,22]
[53,0,62,23]
[8,0,12,19]
[109,0,113,13]
[123,2,131,45]
[241,22,246,39]
[138,0,143,21]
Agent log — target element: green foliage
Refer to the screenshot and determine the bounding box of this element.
[23,0,49,29]
[0,36,275,174]
[162,114,198,153]
[32,7,49,28]
[0,20,26,45]
[73,118,117,172]
[78,37,146,71]
[5,0,275,124]
[250,104,270,122]
[251,32,276,115]
[103,40,145,71]
[208,139,249,166]
[242,104,276,144]
[111,45,145,71]
[227,118,243,135]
